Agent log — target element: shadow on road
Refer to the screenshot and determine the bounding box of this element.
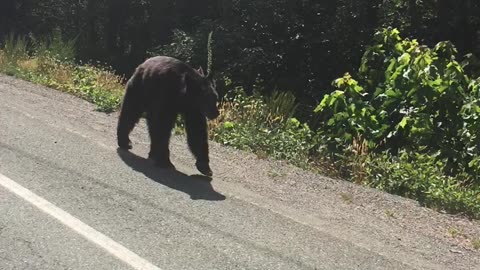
[117,149,226,201]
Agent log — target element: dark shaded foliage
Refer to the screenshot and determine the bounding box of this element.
[2,0,479,111]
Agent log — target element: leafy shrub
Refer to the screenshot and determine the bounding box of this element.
[211,86,313,167]
[361,152,480,219]
[71,65,122,112]
[311,28,480,218]
[313,73,384,153]
[314,28,480,178]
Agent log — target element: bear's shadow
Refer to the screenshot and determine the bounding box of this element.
[117,149,226,201]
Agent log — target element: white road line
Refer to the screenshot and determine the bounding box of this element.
[0,173,162,270]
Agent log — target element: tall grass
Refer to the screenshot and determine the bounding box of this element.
[3,33,28,63]
[0,32,123,112]
[32,29,76,62]
[264,91,298,123]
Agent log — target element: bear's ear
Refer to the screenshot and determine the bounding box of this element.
[197,66,204,76]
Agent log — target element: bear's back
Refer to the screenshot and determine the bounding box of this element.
[139,56,190,80]
[134,56,196,110]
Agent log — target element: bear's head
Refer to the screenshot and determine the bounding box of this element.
[196,67,220,120]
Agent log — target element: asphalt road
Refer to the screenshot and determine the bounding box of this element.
[0,75,479,270]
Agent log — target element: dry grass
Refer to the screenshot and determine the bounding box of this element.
[385,209,396,218]
[0,50,5,66]
[50,65,75,90]
[472,238,480,250]
[95,69,124,94]
[208,80,235,132]
[0,49,123,112]
[17,58,38,72]
[208,100,234,136]
[340,192,353,204]
[350,136,370,184]
[448,227,465,238]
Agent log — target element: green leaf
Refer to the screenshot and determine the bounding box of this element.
[314,94,330,113]
[386,59,397,78]
[385,88,401,99]
[354,85,364,93]
[223,121,235,129]
[398,53,411,65]
[406,87,418,97]
[334,77,345,88]
[398,116,410,129]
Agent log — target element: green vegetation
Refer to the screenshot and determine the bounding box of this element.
[313,28,480,218]
[1,27,479,219]
[210,86,313,168]
[3,1,480,103]
[0,33,123,113]
[208,28,480,219]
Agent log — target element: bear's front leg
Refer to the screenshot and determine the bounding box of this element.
[184,111,213,176]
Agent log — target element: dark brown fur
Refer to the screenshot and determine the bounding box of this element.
[117,56,219,176]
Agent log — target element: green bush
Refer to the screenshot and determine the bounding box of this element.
[362,152,480,219]
[314,28,480,178]
[71,65,122,112]
[310,28,480,218]
[212,88,313,167]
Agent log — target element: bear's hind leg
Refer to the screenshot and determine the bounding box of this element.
[117,81,143,149]
[146,109,176,169]
[184,111,212,176]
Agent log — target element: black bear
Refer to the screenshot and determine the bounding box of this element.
[117,56,219,176]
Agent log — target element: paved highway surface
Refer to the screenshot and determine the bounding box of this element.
[0,75,479,269]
